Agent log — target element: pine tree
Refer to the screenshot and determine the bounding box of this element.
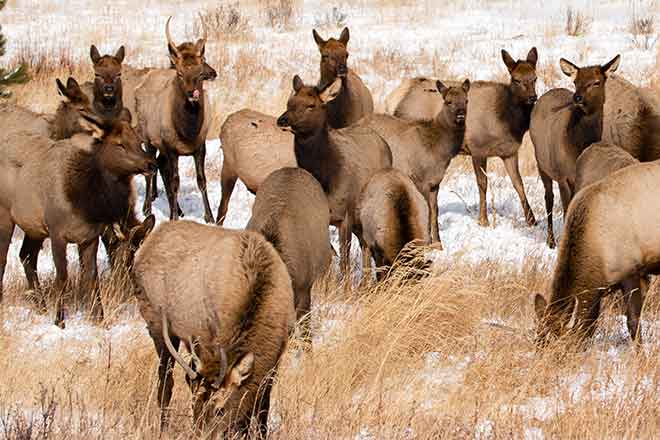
[0,0,28,98]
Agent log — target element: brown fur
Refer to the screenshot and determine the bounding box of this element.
[313,27,374,128]
[0,110,156,326]
[530,55,621,248]
[136,17,215,222]
[384,48,539,227]
[363,79,469,246]
[215,109,296,224]
[358,168,430,279]
[574,142,638,192]
[131,221,294,437]
[277,76,392,272]
[246,167,332,330]
[85,45,125,121]
[533,160,660,346]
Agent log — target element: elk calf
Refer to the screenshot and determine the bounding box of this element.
[276,75,392,273]
[246,167,332,335]
[385,48,539,227]
[365,79,469,246]
[533,160,660,346]
[84,45,125,120]
[0,108,156,326]
[358,168,431,280]
[530,54,620,248]
[132,221,294,437]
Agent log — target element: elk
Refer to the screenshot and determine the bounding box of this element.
[0,108,156,327]
[574,142,638,191]
[246,167,332,337]
[313,27,374,128]
[533,159,660,346]
[131,221,294,437]
[216,27,372,226]
[83,45,125,120]
[364,79,470,246]
[136,17,215,222]
[358,168,431,280]
[384,48,539,228]
[530,55,620,248]
[276,75,392,272]
[0,77,92,141]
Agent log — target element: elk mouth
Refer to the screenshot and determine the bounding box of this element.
[455,113,466,125]
[142,162,158,177]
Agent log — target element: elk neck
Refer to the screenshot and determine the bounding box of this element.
[293,126,342,194]
[567,105,603,157]
[93,85,124,120]
[502,86,533,143]
[65,143,132,225]
[172,85,205,142]
[426,111,467,157]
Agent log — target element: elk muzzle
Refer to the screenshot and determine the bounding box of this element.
[276,113,290,128]
[526,95,538,105]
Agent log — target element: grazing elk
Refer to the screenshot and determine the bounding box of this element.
[0,77,92,141]
[0,109,156,327]
[216,27,372,225]
[530,55,620,248]
[574,142,638,192]
[131,221,294,437]
[246,167,332,337]
[533,160,660,346]
[313,27,374,128]
[384,48,540,227]
[276,75,392,272]
[364,79,470,246]
[136,17,215,222]
[358,168,431,280]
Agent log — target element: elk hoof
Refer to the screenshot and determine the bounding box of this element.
[547,237,556,249]
[478,217,490,227]
[526,212,537,227]
[204,214,215,224]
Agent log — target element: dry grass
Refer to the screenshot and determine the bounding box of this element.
[0,253,658,439]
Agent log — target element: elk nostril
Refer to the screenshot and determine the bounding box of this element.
[104,85,114,93]
[276,115,288,127]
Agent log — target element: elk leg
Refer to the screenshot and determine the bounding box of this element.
[539,169,556,249]
[339,215,353,278]
[51,236,69,328]
[193,143,215,223]
[169,154,182,220]
[142,143,158,216]
[622,277,645,344]
[471,156,489,227]
[216,165,238,226]
[428,185,442,247]
[0,211,14,303]
[19,236,44,309]
[558,181,573,217]
[78,238,103,322]
[151,332,178,431]
[255,373,274,438]
[295,283,312,344]
[502,153,536,226]
[157,153,179,221]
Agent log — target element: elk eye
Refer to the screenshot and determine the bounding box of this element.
[321,55,329,60]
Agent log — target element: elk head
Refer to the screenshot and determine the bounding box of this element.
[52,77,93,139]
[90,45,125,104]
[501,47,538,106]
[166,16,210,104]
[560,54,621,116]
[79,109,157,177]
[277,75,342,136]
[436,79,470,126]
[533,294,580,348]
[111,215,156,267]
[162,311,255,433]
[313,27,350,87]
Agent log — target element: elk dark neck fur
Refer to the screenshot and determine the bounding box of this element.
[65,145,132,225]
[501,86,533,143]
[567,106,603,156]
[293,125,342,194]
[172,86,205,142]
[422,111,466,157]
[92,92,123,121]
[320,74,349,129]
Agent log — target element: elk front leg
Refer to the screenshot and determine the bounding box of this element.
[216,164,238,226]
[150,332,178,431]
[471,156,489,227]
[19,236,44,309]
[0,210,14,303]
[193,143,215,223]
[539,169,556,249]
[622,276,646,344]
[51,236,69,328]
[502,153,536,226]
[428,185,442,247]
[78,238,103,322]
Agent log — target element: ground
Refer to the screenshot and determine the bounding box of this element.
[0,1,659,439]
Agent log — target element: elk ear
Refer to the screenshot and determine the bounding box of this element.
[56,78,67,97]
[436,80,449,99]
[501,49,517,73]
[319,78,342,104]
[78,111,106,139]
[534,294,547,321]
[114,45,125,64]
[602,54,621,77]
[129,215,156,248]
[292,75,304,93]
[526,47,538,67]
[60,77,85,103]
[339,27,350,46]
[461,78,471,94]
[312,29,326,48]
[90,45,101,64]
[167,46,180,66]
[228,352,254,388]
[559,58,579,80]
[119,108,132,124]
[195,38,206,57]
